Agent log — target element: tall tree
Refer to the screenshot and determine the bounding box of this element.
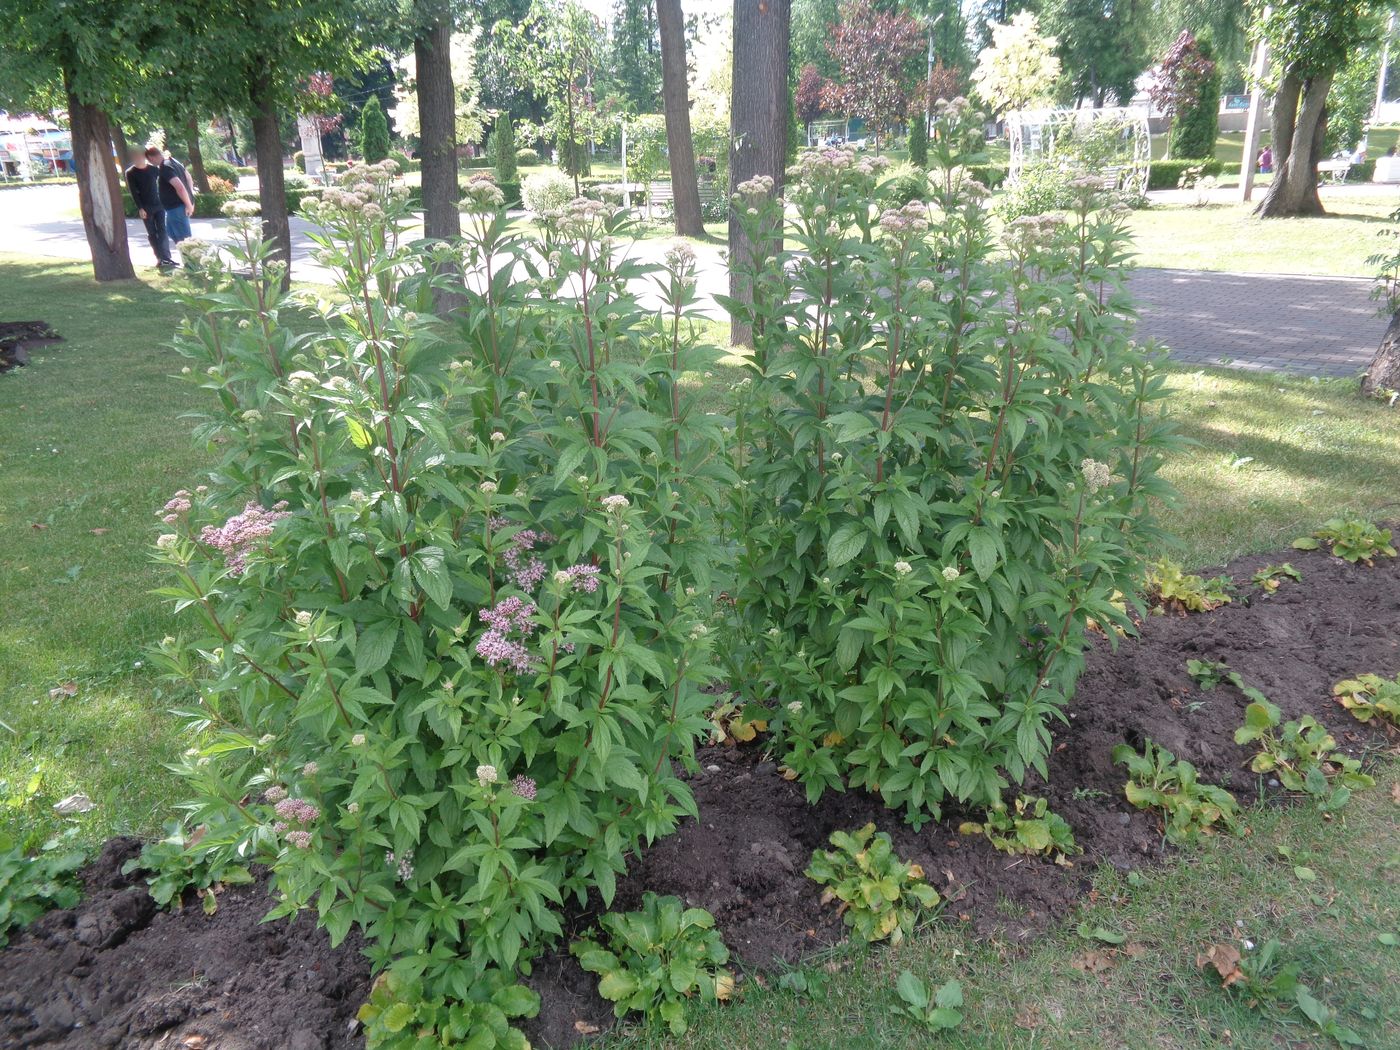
[611,0,662,110]
[0,0,144,280]
[821,0,924,150]
[1254,0,1384,218]
[1038,0,1149,106]
[791,0,842,79]
[728,0,791,346]
[795,63,827,143]
[971,10,1061,116]
[657,0,702,236]
[1150,29,1217,159]
[358,96,392,161]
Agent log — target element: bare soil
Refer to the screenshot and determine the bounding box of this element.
[2,542,1396,1049]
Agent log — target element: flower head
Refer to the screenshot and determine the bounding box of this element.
[294,610,313,627]
[476,764,499,787]
[511,775,537,801]
[1081,458,1112,494]
[893,560,913,577]
[942,566,961,582]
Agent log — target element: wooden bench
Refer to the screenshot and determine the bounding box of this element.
[640,180,722,211]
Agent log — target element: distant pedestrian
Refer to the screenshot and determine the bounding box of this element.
[1257,146,1272,174]
[145,146,196,252]
[124,149,182,270]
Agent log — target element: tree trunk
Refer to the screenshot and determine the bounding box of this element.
[1363,308,1400,398]
[110,123,130,166]
[727,0,790,347]
[186,116,211,193]
[64,73,135,282]
[251,81,292,288]
[1256,71,1330,218]
[658,0,702,238]
[415,14,461,241]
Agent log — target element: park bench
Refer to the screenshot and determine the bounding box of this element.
[1316,158,1352,184]
[641,179,722,214]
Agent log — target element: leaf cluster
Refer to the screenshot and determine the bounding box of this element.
[1293,517,1396,565]
[804,823,939,944]
[358,963,539,1049]
[1332,673,1400,726]
[958,794,1079,862]
[1112,740,1242,845]
[1234,699,1375,811]
[571,893,732,1035]
[124,819,253,912]
[894,971,964,1033]
[0,831,86,948]
[1146,558,1233,613]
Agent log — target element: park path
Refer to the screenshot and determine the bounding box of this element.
[0,183,1384,378]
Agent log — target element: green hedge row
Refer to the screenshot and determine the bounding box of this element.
[1146,158,1223,191]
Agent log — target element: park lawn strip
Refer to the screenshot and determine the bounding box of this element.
[604,761,1400,1050]
[1126,189,1394,277]
[3,255,1400,847]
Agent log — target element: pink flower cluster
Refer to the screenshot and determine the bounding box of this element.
[160,490,193,525]
[274,797,320,824]
[503,527,554,591]
[198,500,291,574]
[512,775,537,801]
[559,563,600,594]
[475,595,539,674]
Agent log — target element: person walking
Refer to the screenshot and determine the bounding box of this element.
[124,149,180,270]
[146,146,196,254]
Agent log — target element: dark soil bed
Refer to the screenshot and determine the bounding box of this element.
[0,321,62,374]
[3,543,1397,1049]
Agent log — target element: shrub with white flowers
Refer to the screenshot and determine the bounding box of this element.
[151,160,729,1012]
[724,100,1174,826]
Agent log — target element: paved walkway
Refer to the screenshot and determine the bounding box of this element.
[0,183,1385,377]
[1130,268,1384,378]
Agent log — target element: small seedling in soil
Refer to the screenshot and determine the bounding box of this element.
[1186,658,1232,690]
[125,819,253,913]
[706,698,768,746]
[1332,673,1400,727]
[958,794,1080,863]
[1112,740,1243,845]
[0,830,86,947]
[895,971,964,1033]
[357,964,539,1049]
[1293,517,1397,565]
[1145,558,1233,613]
[572,893,733,1036]
[1198,940,1365,1046]
[1251,563,1302,594]
[805,823,939,945]
[1234,698,1375,812]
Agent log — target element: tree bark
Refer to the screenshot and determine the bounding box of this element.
[1363,308,1400,398]
[727,0,790,347]
[251,80,292,288]
[186,116,211,193]
[110,123,130,166]
[64,72,135,282]
[1256,71,1330,218]
[658,0,702,238]
[415,14,461,241]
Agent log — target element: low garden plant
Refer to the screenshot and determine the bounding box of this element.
[1251,563,1301,594]
[958,794,1079,862]
[571,893,732,1036]
[125,818,252,913]
[1293,517,1396,565]
[725,99,1173,827]
[1332,673,1400,726]
[357,965,539,1050]
[150,160,728,1025]
[1234,699,1375,811]
[0,831,86,947]
[894,971,964,1033]
[1146,558,1233,613]
[1198,939,1364,1046]
[1112,740,1242,845]
[805,823,939,945]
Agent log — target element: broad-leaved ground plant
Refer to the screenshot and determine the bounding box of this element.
[725,100,1174,825]
[152,162,728,1009]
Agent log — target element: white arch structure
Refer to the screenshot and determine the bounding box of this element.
[1006,105,1152,196]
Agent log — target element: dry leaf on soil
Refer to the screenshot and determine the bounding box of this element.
[48,681,78,700]
[1197,943,1244,987]
[573,1021,600,1035]
[1071,949,1116,975]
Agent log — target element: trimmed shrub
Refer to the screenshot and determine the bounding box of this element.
[294,150,306,173]
[995,161,1074,220]
[1146,157,1222,191]
[1170,37,1220,161]
[204,159,239,184]
[967,163,1008,189]
[515,147,540,168]
[489,117,518,185]
[358,96,390,163]
[882,162,930,206]
[908,114,928,168]
[157,171,728,1031]
[726,103,1171,827]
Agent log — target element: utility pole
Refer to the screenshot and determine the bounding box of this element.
[925,11,945,133]
[1239,7,1271,203]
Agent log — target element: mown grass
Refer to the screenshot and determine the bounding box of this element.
[1127,188,1395,277]
[1,252,1398,1048]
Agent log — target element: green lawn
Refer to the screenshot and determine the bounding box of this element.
[1,253,1398,1048]
[1127,189,1396,276]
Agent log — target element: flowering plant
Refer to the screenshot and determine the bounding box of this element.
[724,101,1174,825]
[151,161,727,1007]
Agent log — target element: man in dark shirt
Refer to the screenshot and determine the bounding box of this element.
[124,149,182,270]
[144,146,196,250]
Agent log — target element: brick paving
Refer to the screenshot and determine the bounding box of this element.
[1131,267,1385,378]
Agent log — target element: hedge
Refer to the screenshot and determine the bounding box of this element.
[122,187,325,219]
[967,163,1008,189]
[1146,158,1222,191]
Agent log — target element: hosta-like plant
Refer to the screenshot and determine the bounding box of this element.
[725,100,1174,824]
[1234,699,1374,811]
[571,893,733,1035]
[958,794,1079,861]
[151,163,728,1003]
[1113,740,1241,845]
[805,823,939,944]
[1332,673,1400,726]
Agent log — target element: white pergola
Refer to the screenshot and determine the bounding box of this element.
[1005,105,1153,196]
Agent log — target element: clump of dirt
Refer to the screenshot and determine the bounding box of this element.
[0,321,62,373]
[2,542,1397,1049]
